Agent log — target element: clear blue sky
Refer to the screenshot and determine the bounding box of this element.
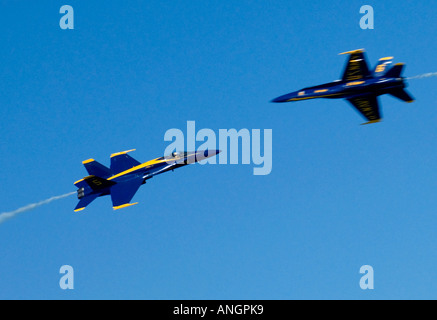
[1,0,437,299]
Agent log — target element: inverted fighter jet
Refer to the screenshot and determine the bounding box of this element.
[271,49,414,124]
[73,149,220,211]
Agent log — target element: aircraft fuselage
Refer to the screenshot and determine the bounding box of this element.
[272,76,407,103]
[75,150,220,209]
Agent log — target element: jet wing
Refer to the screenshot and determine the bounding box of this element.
[110,175,143,210]
[346,95,381,125]
[340,49,371,81]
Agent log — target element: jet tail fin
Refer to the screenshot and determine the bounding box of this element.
[385,63,405,78]
[389,89,415,103]
[82,159,112,178]
[373,57,393,77]
[110,149,141,174]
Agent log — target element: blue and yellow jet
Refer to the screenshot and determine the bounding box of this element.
[272,49,415,124]
[73,149,220,212]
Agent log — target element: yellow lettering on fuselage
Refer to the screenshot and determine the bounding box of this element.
[92,179,102,186]
[375,64,386,73]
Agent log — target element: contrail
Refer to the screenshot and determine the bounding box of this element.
[0,192,75,225]
[407,72,437,80]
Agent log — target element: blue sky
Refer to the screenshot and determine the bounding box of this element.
[1,0,437,299]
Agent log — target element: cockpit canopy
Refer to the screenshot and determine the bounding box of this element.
[171,151,187,158]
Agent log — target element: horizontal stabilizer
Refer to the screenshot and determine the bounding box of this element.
[74,194,99,212]
[389,89,415,103]
[74,179,88,189]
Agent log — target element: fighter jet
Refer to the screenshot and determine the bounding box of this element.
[271,49,414,124]
[73,149,220,211]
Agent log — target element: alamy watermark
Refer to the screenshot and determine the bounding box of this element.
[359,265,374,290]
[360,5,374,29]
[59,5,74,30]
[164,121,272,175]
[59,265,74,290]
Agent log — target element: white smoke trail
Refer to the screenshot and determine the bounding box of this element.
[0,192,75,225]
[407,72,437,80]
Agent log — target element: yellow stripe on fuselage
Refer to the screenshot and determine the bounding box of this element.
[287,96,317,101]
[287,93,343,101]
[346,81,365,86]
[108,157,172,180]
[75,156,177,185]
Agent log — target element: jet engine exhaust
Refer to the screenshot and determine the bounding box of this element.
[0,192,76,225]
[407,72,437,80]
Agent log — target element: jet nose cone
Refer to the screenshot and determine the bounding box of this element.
[195,149,221,161]
[271,92,297,103]
[271,96,285,103]
[271,96,284,103]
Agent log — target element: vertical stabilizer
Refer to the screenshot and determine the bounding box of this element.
[384,63,405,78]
